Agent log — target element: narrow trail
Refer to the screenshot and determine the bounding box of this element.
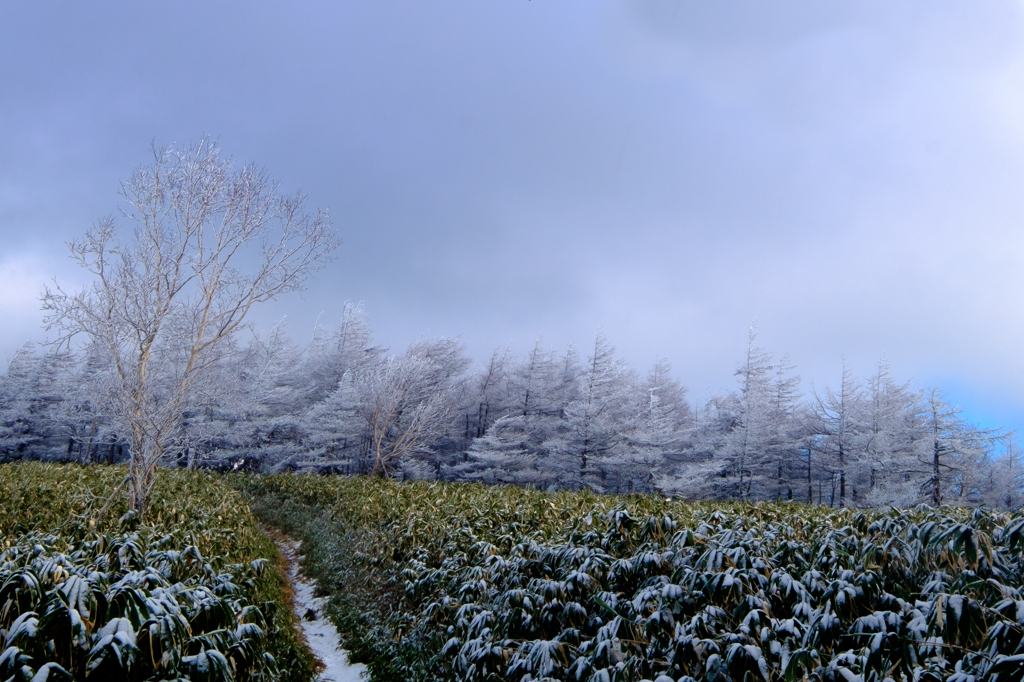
[271,534,368,682]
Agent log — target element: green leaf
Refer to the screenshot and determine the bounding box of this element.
[0,646,35,681]
[28,662,74,682]
[137,612,190,671]
[185,649,233,682]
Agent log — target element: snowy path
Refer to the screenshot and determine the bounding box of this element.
[272,534,368,682]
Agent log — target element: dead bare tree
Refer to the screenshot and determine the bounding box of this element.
[43,138,338,517]
[334,338,468,478]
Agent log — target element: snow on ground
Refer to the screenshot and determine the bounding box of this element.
[274,536,368,682]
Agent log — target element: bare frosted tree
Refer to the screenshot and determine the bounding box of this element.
[313,337,469,478]
[42,139,338,516]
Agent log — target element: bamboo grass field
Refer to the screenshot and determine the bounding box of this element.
[243,474,1024,682]
[0,463,316,681]
[6,463,1024,682]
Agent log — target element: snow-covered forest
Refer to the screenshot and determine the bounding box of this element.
[2,302,1018,509]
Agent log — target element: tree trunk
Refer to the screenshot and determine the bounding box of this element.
[838,443,846,507]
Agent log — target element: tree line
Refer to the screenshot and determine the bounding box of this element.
[2,309,1019,509]
[10,137,1018,515]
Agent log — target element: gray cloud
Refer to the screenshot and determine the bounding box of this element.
[1,0,1022,436]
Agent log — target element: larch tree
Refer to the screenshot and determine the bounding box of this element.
[721,328,776,500]
[614,358,690,494]
[0,344,47,458]
[0,343,80,461]
[42,139,338,517]
[921,388,1003,506]
[449,415,548,487]
[508,340,570,472]
[510,337,560,419]
[460,344,515,440]
[450,341,567,488]
[172,320,311,473]
[52,342,115,465]
[860,360,924,507]
[305,301,384,404]
[983,439,1024,510]
[543,333,639,491]
[660,395,736,500]
[642,357,692,435]
[765,355,803,501]
[244,319,308,419]
[811,361,866,507]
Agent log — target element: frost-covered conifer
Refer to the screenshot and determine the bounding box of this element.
[541,333,640,491]
[810,361,868,507]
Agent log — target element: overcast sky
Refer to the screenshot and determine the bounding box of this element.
[2,1,1023,436]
